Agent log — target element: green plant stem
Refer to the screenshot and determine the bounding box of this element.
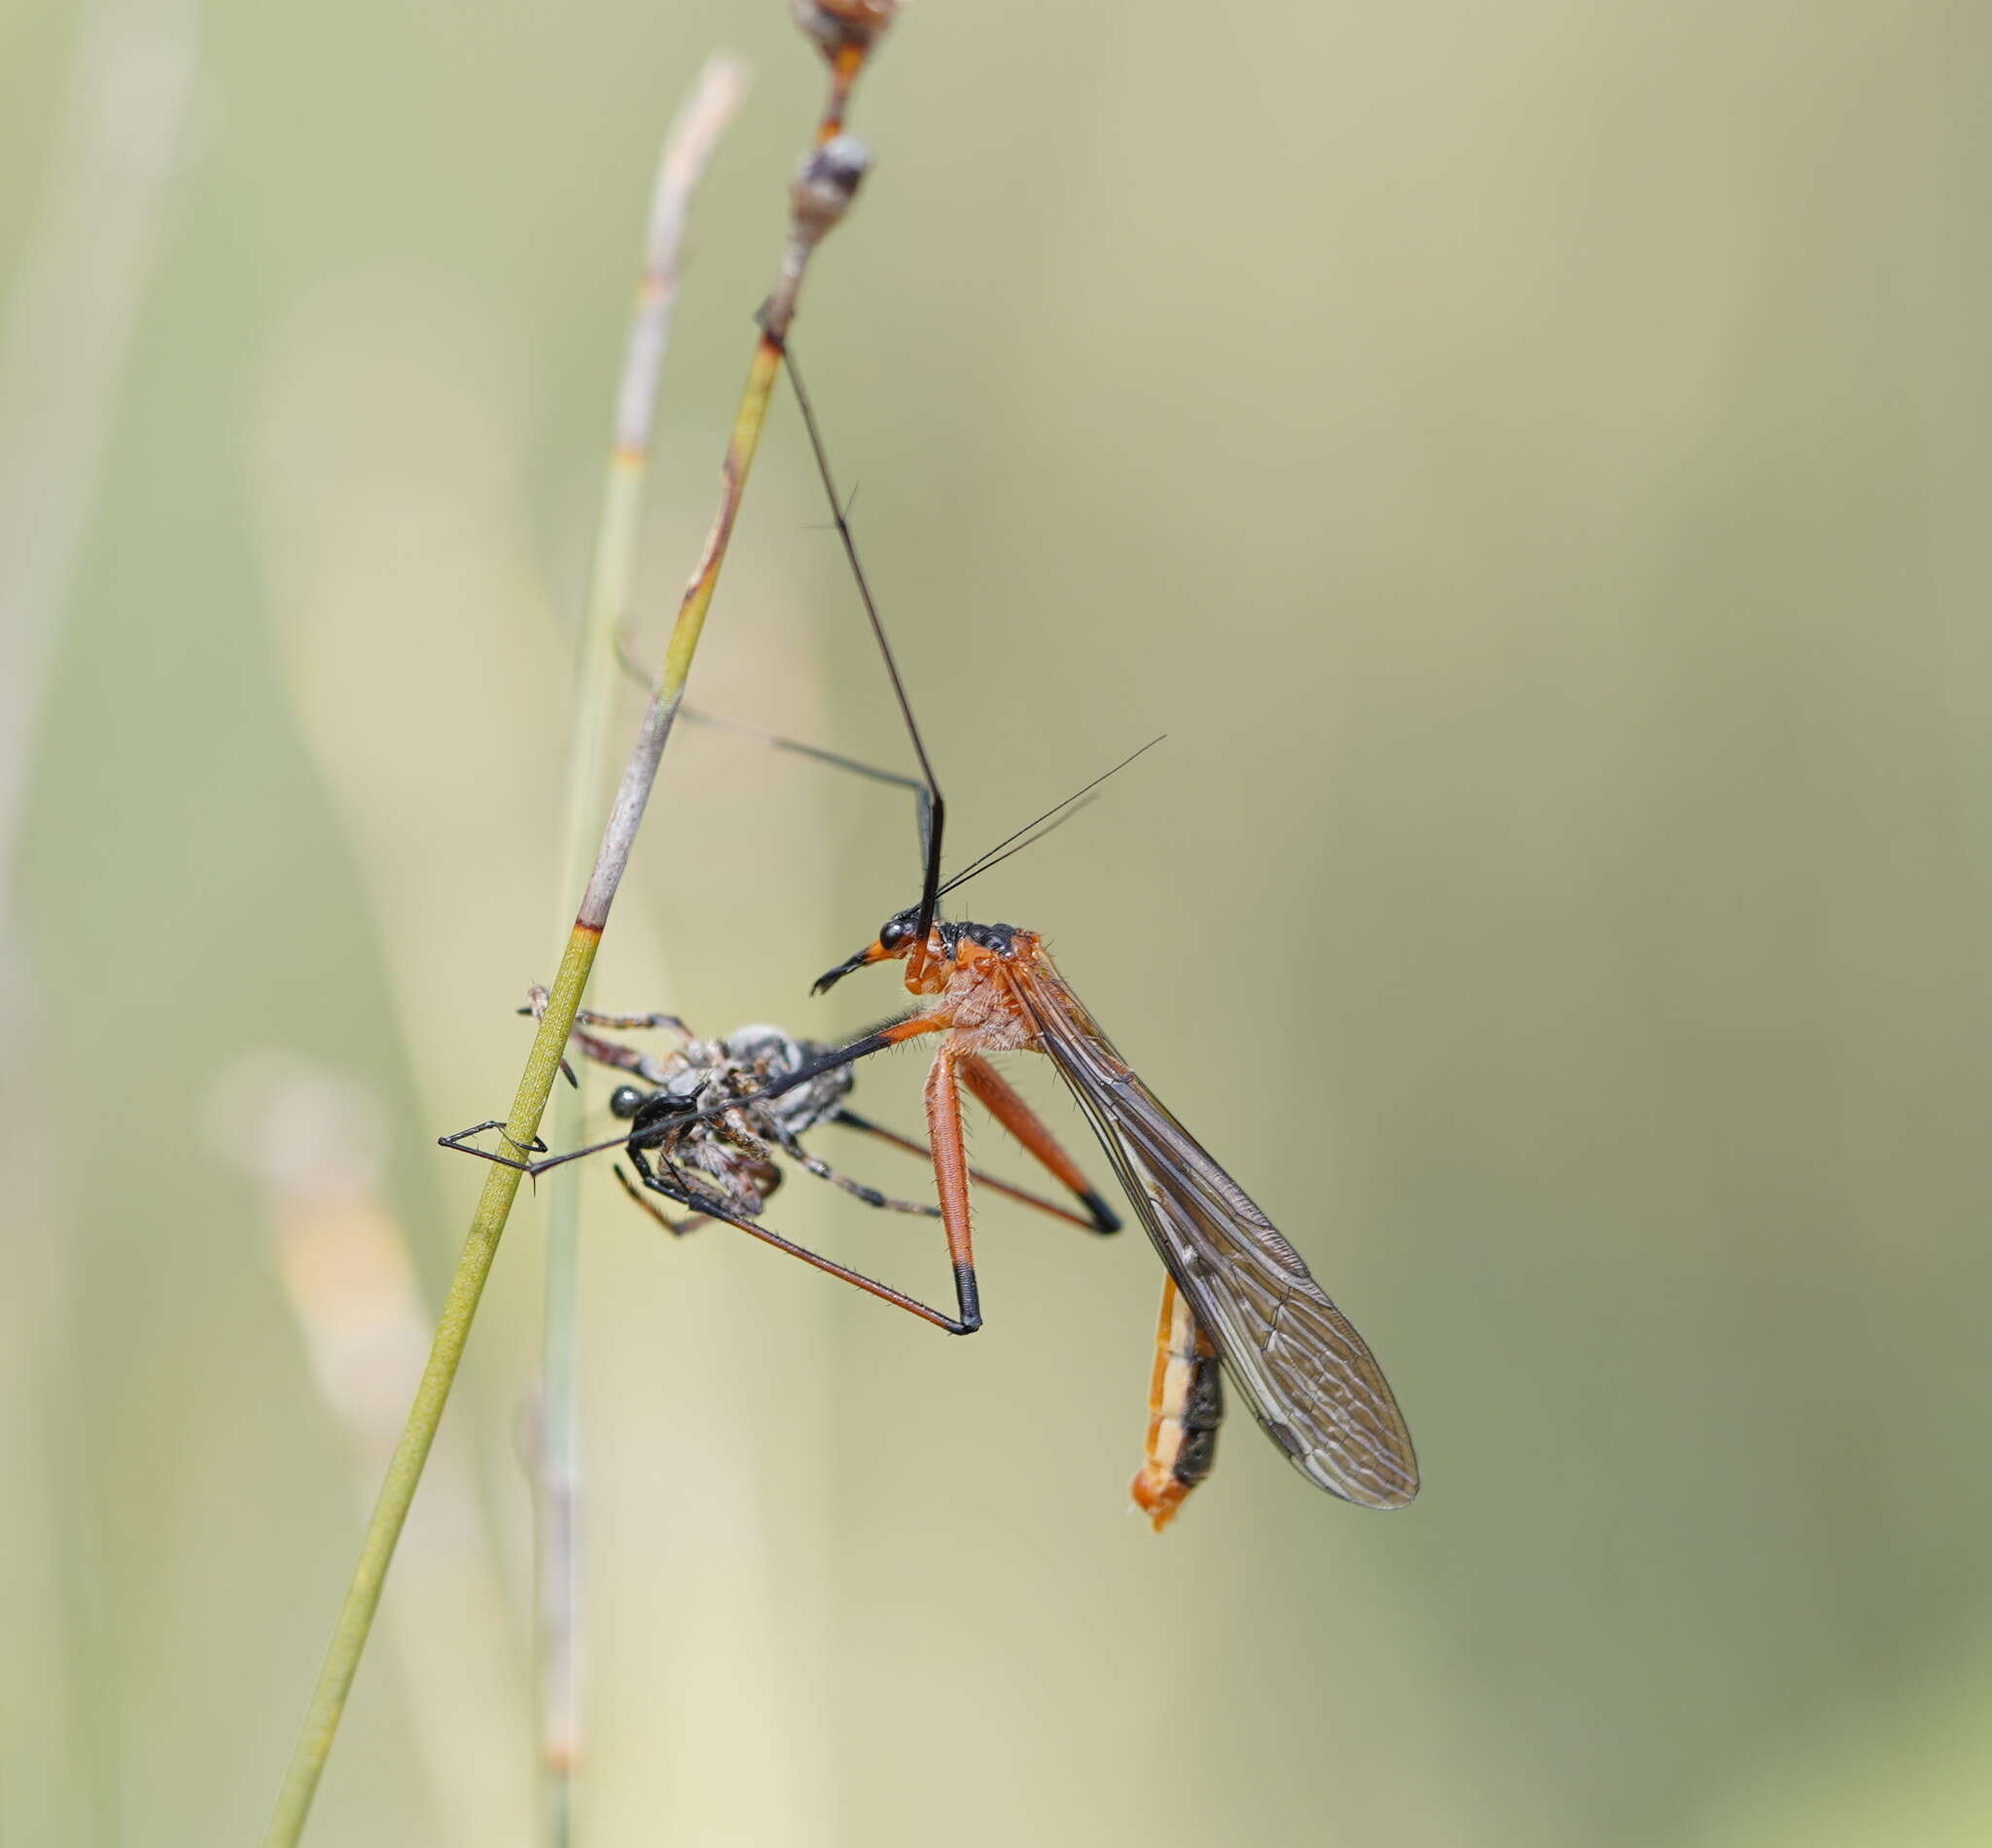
[539,57,745,1848]
[264,927,592,1848]
[262,35,884,1848]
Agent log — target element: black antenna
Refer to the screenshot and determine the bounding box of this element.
[937,799,1097,900]
[784,348,946,950]
[937,735,1165,899]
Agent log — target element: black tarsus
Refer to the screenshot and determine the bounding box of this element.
[1076,1188,1123,1236]
[782,347,946,949]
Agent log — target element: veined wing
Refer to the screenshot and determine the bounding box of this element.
[1010,957,1418,1510]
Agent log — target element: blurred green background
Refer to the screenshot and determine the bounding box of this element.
[6,1,1991,1843]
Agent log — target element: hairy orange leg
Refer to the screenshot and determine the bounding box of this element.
[921,1046,982,1333]
[956,1052,1120,1233]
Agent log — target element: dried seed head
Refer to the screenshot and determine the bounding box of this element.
[792,0,899,57]
[791,134,872,242]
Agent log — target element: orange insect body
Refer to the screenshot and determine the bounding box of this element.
[823,912,1419,1517]
[829,924,1116,1337]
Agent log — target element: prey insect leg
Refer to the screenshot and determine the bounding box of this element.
[524,984,690,1084]
[622,1154,982,1334]
[571,1010,691,1035]
[762,1121,943,1216]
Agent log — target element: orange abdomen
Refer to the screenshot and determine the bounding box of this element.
[1130,1276,1224,1532]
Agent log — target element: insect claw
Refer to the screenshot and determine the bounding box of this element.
[436,1121,551,1170]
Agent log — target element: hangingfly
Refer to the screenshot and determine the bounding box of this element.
[780,348,1419,1516]
[806,899,1416,1512]
[443,346,1417,1523]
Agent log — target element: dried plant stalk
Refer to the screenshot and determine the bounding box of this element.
[262,13,898,1844]
[539,57,746,1848]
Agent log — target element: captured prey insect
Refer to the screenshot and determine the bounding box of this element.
[765,350,1420,1519]
[442,989,1121,1316]
[528,990,888,1236]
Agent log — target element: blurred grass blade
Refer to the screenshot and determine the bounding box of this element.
[539,53,748,1848]
[211,1055,532,1848]
[0,6,197,1845]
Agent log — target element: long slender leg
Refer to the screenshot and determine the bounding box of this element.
[438,1124,629,1175]
[765,1122,942,1217]
[771,1106,1101,1228]
[572,1009,690,1035]
[613,682,937,884]
[729,1010,946,1113]
[830,1108,1108,1233]
[956,1052,1121,1233]
[562,1026,671,1085]
[525,983,690,1085]
[521,979,691,1042]
[437,1120,549,1160]
[923,1048,982,1333]
[678,706,933,871]
[625,1154,978,1334]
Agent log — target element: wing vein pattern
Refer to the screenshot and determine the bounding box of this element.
[1010,957,1418,1510]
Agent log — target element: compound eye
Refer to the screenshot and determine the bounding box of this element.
[608,1084,647,1120]
[878,916,912,950]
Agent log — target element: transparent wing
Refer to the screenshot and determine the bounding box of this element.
[1012,959,1418,1510]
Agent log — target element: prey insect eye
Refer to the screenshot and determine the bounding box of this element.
[609,1085,647,1119]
